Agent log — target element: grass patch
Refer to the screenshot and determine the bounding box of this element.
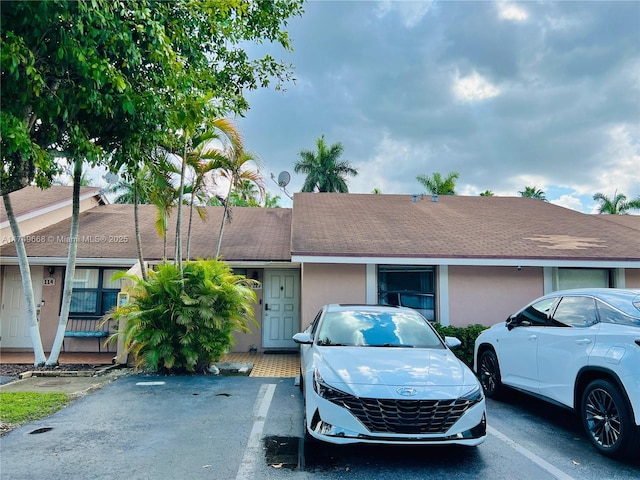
[0,392,69,424]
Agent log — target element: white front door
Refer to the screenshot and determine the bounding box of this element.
[262,269,300,349]
[0,265,43,348]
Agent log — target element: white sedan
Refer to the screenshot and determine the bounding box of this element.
[293,304,486,446]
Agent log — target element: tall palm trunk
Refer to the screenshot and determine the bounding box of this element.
[46,158,82,365]
[2,192,47,366]
[215,176,234,258]
[186,196,195,261]
[174,136,189,273]
[134,182,147,280]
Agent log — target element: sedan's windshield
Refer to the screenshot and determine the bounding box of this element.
[316,310,444,348]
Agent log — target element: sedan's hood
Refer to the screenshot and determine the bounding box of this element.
[314,347,478,396]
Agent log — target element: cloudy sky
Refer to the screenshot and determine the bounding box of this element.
[234,0,640,212]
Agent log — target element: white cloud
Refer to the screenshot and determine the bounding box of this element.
[551,194,584,212]
[452,71,501,102]
[496,1,529,22]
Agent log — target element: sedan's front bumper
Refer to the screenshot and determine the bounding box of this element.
[305,392,487,446]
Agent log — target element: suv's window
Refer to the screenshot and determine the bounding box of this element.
[551,296,597,327]
[518,298,555,326]
[597,299,640,326]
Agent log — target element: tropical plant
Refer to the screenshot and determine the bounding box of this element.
[372,187,382,194]
[518,186,547,201]
[480,190,494,197]
[593,191,640,214]
[107,259,258,373]
[416,172,460,195]
[294,135,358,193]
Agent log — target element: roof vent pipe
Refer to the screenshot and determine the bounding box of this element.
[432,194,438,202]
[412,194,418,202]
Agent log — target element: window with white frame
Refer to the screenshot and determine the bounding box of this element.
[553,268,612,290]
[377,266,436,321]
[69,268,125,317]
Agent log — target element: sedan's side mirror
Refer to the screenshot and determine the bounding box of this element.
[445,336,462,349]
[292,332,313,344]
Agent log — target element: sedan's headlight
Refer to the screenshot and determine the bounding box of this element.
[313,368,332,397]
[460,384,484,403]
[312,368,349,400]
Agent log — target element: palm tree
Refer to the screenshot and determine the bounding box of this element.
[593,191,640,214]
[519,186,547,201]
[416,172,460,195]
[263,192,281,208]
[215,147,265,258]
[480,190,494,197]
[294,135,358,192]
[372,187,382,194]
[236,179,261,206]
[110,164,153,281]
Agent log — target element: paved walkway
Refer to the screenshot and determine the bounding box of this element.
[0,351,299,378]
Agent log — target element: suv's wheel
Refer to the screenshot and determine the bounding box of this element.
[581,379,640,459]
[478,349,503,398]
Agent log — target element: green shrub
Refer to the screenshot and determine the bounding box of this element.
[108,259,258,373]
[434,323,488,369]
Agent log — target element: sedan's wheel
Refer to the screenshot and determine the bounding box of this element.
[581,379,640,459]
[478,350,503,398]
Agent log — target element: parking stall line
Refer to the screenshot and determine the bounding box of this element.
[235,383,277,480]
[488,425,577,480]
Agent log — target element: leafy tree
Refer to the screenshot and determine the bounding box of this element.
[372,187,382,194]
[518,186,547,201]
[593,191,640,214]
[480,190,494,197]
[294,135,358,192]
[416,172,460,195]
[2,0,303,365]
[107,260,258,373]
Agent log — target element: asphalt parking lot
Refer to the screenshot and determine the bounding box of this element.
[1,375,639,480]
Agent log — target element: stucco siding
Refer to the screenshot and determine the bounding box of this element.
[300,263,366,329]
[447,266,544,327]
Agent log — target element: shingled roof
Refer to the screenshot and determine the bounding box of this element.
[0,186,102,222]
[2,191,638,267]
[290,193,640,263]
[1,203,292,263]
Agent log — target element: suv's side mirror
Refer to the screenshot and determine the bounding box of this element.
[507,315,518,331]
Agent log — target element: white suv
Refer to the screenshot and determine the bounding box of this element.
[474,288,640,459]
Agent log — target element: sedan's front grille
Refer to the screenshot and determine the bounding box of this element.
[324,389,479,434]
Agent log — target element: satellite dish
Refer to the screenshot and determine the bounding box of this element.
[277,171,291,188]
[103,172,119,185]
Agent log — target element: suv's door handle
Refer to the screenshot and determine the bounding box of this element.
[575,338,592,345]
